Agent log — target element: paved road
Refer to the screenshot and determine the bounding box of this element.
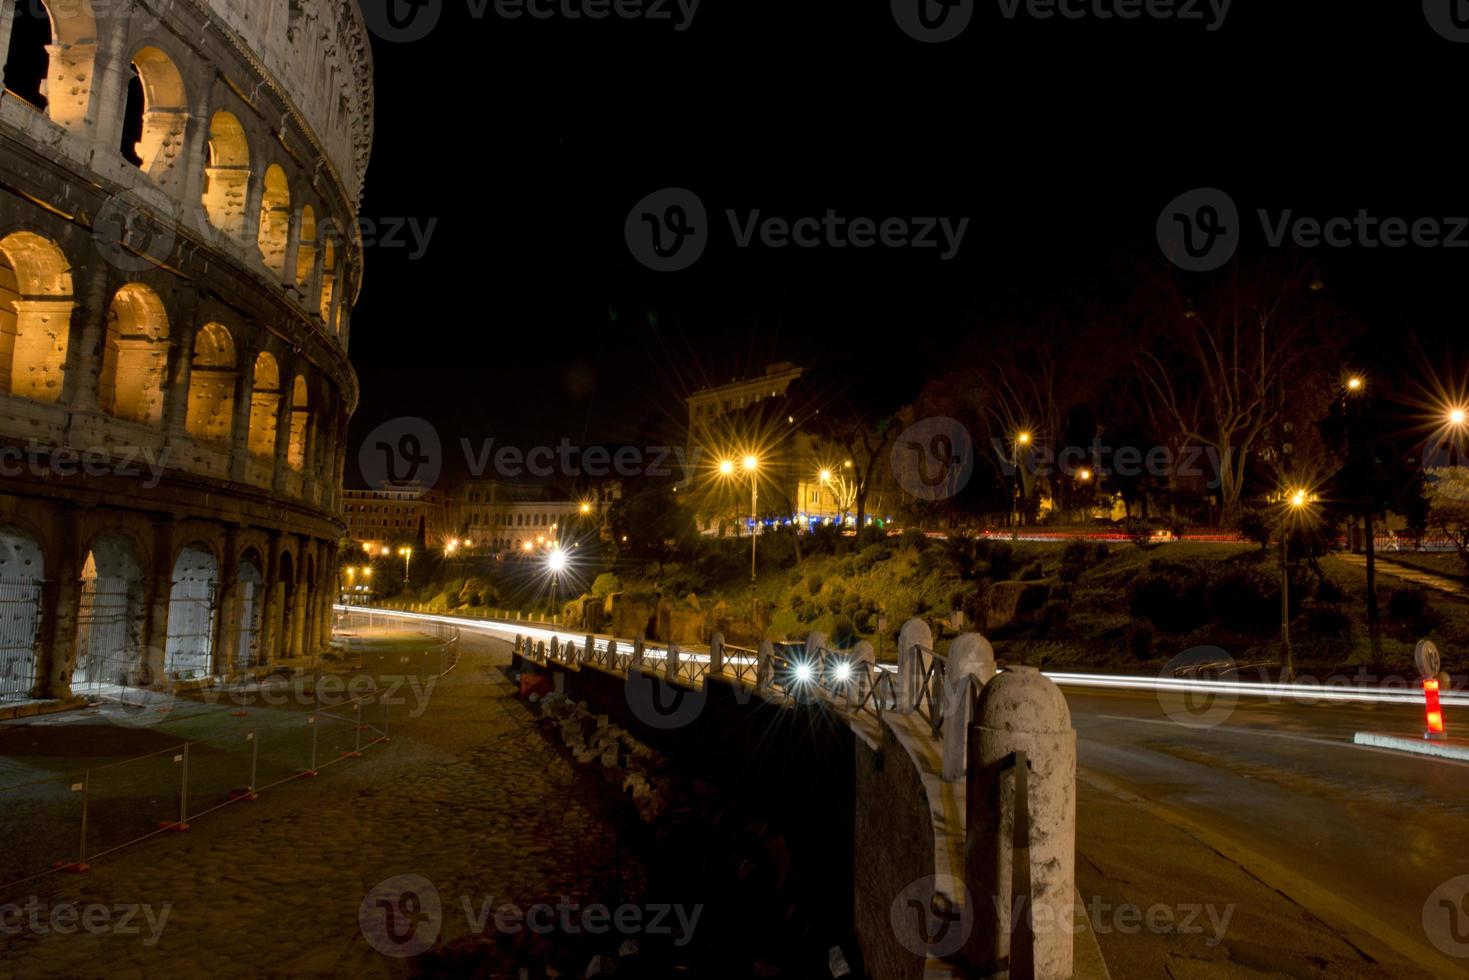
[0,634,643,978]
[1068,684,1469,977]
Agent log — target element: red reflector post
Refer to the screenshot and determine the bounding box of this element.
[1425,678,1447,739]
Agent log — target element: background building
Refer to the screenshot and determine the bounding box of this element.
[449,479,619,553]
[342,486,448,550]
[0,1,372,700]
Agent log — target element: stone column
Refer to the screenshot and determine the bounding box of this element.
[260,532,283,664]
[282,207,303,292]
[60,263,111,413]
[88,1,137,150]
[242,170,265,254]
[270,361,294,493]
[317,543,337,650]
[0,2,16,81]
[140,517,177,687]
[216,526,241,676]
[896,618,933,714]
[226,347,254,481]
[965,666,1076,979]
[709,631,725,674]
[943,633,996,781]
[33,506,81,699]
[288,538,307,660]
[178,65,216,224]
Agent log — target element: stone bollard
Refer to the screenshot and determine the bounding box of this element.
[585,633,595,665]
[848,639,875,711]
[942,633,996,781]
[633,634,645,670]
[756,639,775,695]
[535,640,546,661]
[665,642,681,682]
[607,639,619,669]
[513,634,522,657]
[965,666,1075,979]
[710,632,725,675]
[897,618,933,714]
[549,637,561,662]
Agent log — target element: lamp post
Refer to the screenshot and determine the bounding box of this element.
[1012,431,1032,527]
[397,546,412,584]
[743,455,759,584]
[1280,488,1311,682]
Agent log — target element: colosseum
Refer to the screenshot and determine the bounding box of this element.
[0,1,372,705]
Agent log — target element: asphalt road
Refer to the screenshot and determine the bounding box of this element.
[1065,684,1469,977]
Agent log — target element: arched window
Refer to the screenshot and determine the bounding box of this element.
[165,544,217,679]
[257,164,290,275]
[73,536,147,691]
[318,238,336,323]
[1,0,96,129]
[295,205,317,290]
[0,231,73,403]
[202,110,250,235]
[288,375,308,469]
[99,283,169,423]
[120,47,188,187]
[247,351,281,456]
[0,524,44,701]
[184,323,236,443]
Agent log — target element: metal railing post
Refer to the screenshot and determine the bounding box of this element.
[248,731,259,799]
[76,770,90,871]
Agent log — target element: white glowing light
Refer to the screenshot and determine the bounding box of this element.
[794,662,814,684]
[547,549,568,574]
[834,662,852,682]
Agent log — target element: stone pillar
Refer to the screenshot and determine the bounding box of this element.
[709,631,724,674]
[270,362,294,493]
[227,357,254,482]
[161,311,199,451]
[897,618,933,714]
[242,169,266,253]
[756,639,775,695]
[0,2,15,81]
[178,65,216,224]
[965,667,1076,979]
[33,506,81,699]
[848,639,875,712]
[61,263,111,413]
[282,207,303,291]
[943,633,996,781]
[261,533,283,664]
[88,1,137,152]
[216,526,241,675]
[664,642,680,682]
[632,634,644,670]
[287,539,307,660]
[317,543,337,650]
[140,518,177,687]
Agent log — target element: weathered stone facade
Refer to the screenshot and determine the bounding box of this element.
[0,1,373,699]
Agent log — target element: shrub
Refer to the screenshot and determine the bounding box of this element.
[1019,561,1045,582]
[1038,600,1070,638]
[1208,567,1278,633]
[1122,518,1153,548]
[807,573,824,596]
[1129,564,1209,633]
[1235,508,1273,550]
[832,614,858,648]
[987,542,1017,580]
[1048,582,1073,603]
[857,524,887,549]
[591,572,622,597]
[808,524,840,555]
[1126,621,1155,660]
[899,528,928,552]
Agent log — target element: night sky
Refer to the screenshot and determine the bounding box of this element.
[347,0,1468,485]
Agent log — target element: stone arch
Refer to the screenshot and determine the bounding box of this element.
[257,164,291,275]
[1,0,97,129]
[120,46,187,185]
[0,524,44,701]
[295,205,317,290]
[202,110,250,235]
[184,322,236,444]
[0,230,74,402]
[235,547,265,670]
[164,542,217,679]
[288,374,309,470]
[73,534,147,691]
[98,283,169,423]
[318,238,336,323]
[247,351,281,457]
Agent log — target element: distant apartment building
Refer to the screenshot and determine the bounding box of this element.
[450,480,621,553]
[686,362,804,435]
[342,486,449,549]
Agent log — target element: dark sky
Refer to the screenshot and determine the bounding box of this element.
[346,0,1469,485]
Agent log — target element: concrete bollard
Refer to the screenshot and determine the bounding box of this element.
[549,637,561,662]
[756,639,775,695]
[897,618,933,714]
[943,633,997,781]
[585,634,595,666]
[633,634,645,670]
[965,666,1075,979]
[607,639,619,669]
[535,640,546,661]
[710,632,725,674]
[665,642,681,682]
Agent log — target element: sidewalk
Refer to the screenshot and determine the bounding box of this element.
[1336,553,1469,598]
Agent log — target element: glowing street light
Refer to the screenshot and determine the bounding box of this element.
[1346,375,1364,393]
[1450,407,1467,428]
[580,501,593,516]
[1077,467,1093,483]
[521,541,533,553]
[397,546,413,581]
[719,459,735,476]
[547,547,568,575]
[719,453,762,584]
[1279,487,1314,682]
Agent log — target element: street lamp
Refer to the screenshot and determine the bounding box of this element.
[1012,431,1033,527]
[1346,375,1364,393]
[397,546,412,582]
[718,454,761,584]
[1279,487,1313,682]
